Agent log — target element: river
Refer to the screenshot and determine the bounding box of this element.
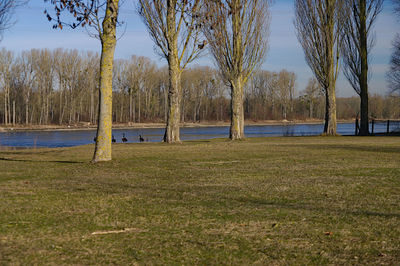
[0,122,391,148]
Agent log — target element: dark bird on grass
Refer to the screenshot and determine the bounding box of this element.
[93,136,97,142]
[122,133,128,143]
[112,135,116,143]
[139,135,144,142]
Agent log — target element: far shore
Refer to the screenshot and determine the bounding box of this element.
[0,119,355,132]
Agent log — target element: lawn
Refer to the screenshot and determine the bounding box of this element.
[0,136,399,264]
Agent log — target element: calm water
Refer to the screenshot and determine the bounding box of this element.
[0,122,391,148]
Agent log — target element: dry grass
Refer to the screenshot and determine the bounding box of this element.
[0,136,399,264]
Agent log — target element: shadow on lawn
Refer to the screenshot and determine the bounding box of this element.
[235,196,400,219]
[0,157,83,164]
[301,144,400,154]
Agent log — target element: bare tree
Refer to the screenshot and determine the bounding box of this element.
[0,49,14,125]
[395,0,400,15]
[301,78,323,119]
[202,0,270,140]
[294,0,346,135]
[18,51,36,125]
[387,36,400,95]
[0,0,26,41]
[341,0,383,135]
[387,0,400,95]
[137,0,204,143]
[45,0,120,162]
[277,70,296,120]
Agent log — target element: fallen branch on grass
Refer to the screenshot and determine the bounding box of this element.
[91,228,147,235]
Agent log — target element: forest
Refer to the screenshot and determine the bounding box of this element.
[0,48,398,126]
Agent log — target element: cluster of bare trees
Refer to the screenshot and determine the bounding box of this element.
[0,0,397,162]
[137,0,271,141]
[0,48,100,126]
[245,70,296,121]
[294,0,384,135]
[1,47,399,128]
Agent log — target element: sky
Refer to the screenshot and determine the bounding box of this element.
[1,0,398,97]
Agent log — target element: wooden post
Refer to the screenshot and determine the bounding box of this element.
[387,120,390,134]
[355,118,359,136]
[371,119,375,135]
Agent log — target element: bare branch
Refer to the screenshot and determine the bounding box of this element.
[387,34,400,95]
[137,0,204,68]
[202,0,270,84]
[0,0,27,41]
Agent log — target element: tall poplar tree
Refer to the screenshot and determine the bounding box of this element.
[45,0,120,162]
[294,0,346,135]
[201,0,270,140]
[341,0,383,135]
[137,0,204,143]
[387,0,400,95]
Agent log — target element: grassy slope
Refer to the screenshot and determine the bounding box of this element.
[0,137,399,265]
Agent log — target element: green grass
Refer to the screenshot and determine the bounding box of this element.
[0,136,399,265]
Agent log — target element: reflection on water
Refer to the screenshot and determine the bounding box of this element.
[0,122,390,148]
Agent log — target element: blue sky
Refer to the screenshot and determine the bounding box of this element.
[1,0,398,97]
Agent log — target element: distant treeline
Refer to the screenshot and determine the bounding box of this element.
[0,48,399,125]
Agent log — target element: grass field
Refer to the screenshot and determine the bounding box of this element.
[0,136,399,264]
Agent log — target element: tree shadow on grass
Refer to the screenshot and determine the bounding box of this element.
[234,196,400,219]
[0,157,83,164]
[299,144,400,154]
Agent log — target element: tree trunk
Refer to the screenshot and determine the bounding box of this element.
[12,100,15,126]
[324,84,337,135]
[164,57,181,142]
[359,0,369,136]
[25,92,29,125]
[129,87,133,122]
[7,87,11,125]
[181,91,185,123]
[138,87,141,123]
[230,77,245,140]
[163,0,181,143]
[164,87,168,122]
[90,87,94,124]
[323,11,337,136]
[120,96,123,122]
[92,0,118,163]
[4,89,8,125]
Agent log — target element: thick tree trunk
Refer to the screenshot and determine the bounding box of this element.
[359,89,369,135]
[92,0,118,163]
[324,84,337,135]
[164,57,181,142]
[359,0,369,136]
[230,77,245,140]
[323,13,337,136]
[163,0,181,143]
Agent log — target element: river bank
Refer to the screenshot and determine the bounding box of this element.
[0,119,355,132]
